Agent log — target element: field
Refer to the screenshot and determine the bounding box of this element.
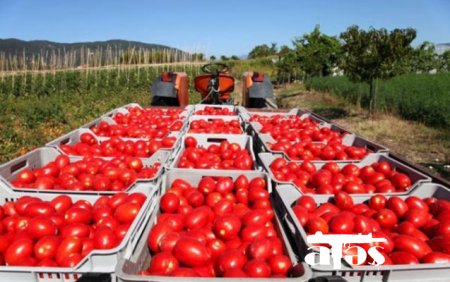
[305,73,450,128]
[0,64,202,162]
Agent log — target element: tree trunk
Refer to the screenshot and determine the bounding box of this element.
[369,78,377,116]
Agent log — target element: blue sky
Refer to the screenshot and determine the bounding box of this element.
[1,0,449,56]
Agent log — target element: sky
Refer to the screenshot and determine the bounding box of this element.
[0,0,449,56]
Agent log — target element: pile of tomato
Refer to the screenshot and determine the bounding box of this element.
[11,155,159,191]
[188,119,242,134]
[59,133,177,158]
[0,192,146,267]
[143,175,292,277]
[194,106,236,116]
[270,157,413,194]
[292,191,450,264]
[177,137,254,170]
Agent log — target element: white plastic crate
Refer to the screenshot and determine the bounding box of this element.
[0,182,158,282]
[256,132,387,162]
[0,147,169,195]
[274,183,450,281]
[46,128,181,154]
[115,169,313,282]
[168,134,258,171]
[187,115,245,134]
[193,104,237,115]
[259,152,431,195]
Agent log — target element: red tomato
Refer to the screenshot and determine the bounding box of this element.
[369,195,387,211]
[65,207,92,224]
[421,252,450,263]
[26,217,57,239]
[389,251,419,264]
[334,191,354,210]
[386,197,409,217]
[244,259,271,277]
[34,235,60,260]
[248,238,273,260]
[185,136,197,148]
[114,202,141,224]
[373,209,398,229]
[306,216,329,234]
[93,226,118,249]
[173,238,211,267]
[404,208,430,228]
[296,196,316,212]
[148,252,179,275]
[217,249,247,274]
[147,223,174,253]
[329,212,354,234]
[268,254,291,275]
[213,214,241,240]
[5,238,34,265]
[393,235,432,259]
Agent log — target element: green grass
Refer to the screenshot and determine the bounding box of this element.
[0,65,201,162]
[305,73,450,128]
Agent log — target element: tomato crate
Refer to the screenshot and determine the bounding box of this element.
[255,132,387,163]
[0,182,158,282]
[168,134,258,172]
[46,128,182,156]
[0,147,169,195]
[187,115,246,135]
[237,106,302,122]
[115,169,313,282]
[259,152,431,196]
[245,112,331,140]
[273,183,450,281]
[102,104,192,121]
[193,104,238,116]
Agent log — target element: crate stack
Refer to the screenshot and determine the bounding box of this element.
[0,103,447,282]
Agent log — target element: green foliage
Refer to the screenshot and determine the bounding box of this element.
[248,43,277,59]
[408,41,439,73]
[293,25,341,78]
[340,25,416,114]
[306,73,450,128]
[438,50,450,72]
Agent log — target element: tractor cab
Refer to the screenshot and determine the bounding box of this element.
[242,71,276,108]
[194,63,235,104]
[150,72,189,107]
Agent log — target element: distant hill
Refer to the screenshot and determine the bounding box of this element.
[0,38,190,69]
[436,43,450,55]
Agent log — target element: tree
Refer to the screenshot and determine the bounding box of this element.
[293,25,341,79]
[220,55,229,61]
[248,44,277,59]
[340,25,416,115]
[191,53,205,61]
[209,55,216,61]
[409,41,438,73]
[276,46,302,83]
[438,50,450,72]
[230,55,240,60]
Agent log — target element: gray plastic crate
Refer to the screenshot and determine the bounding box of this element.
[193,104,237,115]
[0,182,158,282]
[256,133,387,162]
[102,103,192,120]
[187,115,245,134]
[168,134,258,172]
[81,116,117,130]
[274,183,450,281]
[238,107,301,122]
[46,128,181,155]
[0,147,169,195]
[115,169,312,282]
[259,152,431,196]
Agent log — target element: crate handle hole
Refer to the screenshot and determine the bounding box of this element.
[10,160,27,174]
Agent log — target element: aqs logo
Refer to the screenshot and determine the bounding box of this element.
[305,232,387,269]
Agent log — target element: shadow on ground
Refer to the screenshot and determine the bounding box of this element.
[312,107,349,119]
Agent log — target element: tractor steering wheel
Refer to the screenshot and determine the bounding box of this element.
[201,63,229,74]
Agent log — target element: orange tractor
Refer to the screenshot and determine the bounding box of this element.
[151,63,275,108]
